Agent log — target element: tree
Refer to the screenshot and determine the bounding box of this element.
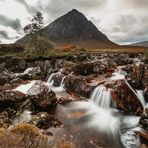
[24,12,46,56]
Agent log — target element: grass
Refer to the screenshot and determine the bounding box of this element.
[144,49,148,58]
[0,43,148,60]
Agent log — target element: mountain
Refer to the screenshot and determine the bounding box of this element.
[131,41,148,47]
[16,9,117,48]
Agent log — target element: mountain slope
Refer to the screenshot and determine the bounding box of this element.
[16,9,117,48]
[131,41,148,47]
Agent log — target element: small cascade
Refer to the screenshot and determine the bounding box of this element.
[60,76,67,87]
[47,69,62,86]
[90,85,112,109]
[137,90,146,107]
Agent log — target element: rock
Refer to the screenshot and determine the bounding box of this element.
[4,58,27,73]
[139,106,148,129]
[111,80,143,114]
[27,81,57,109]
[31,112,62,130]
[0,90,27,109]
[0,65,14,85]
[0,111,9,128]
[127,63,148,90]
[64,75,96,98]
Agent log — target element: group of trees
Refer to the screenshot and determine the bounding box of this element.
[24,12,52,56]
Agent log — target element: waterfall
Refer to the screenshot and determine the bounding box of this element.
[90,85,112,109]
[137,90,146,107]
[60,76,67,87]
[47,70,62,86]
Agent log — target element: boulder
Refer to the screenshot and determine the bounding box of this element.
[111,80,143,114]
[27,81,57,109]
[0,65,14,85]
[0,90,27,109]
[31,112,62,130]
[4,58,27,73]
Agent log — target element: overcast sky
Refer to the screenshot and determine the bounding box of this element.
[0,0,148,44]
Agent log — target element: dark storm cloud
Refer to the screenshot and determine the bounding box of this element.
[0,30,19,40]
[0,15,22,31]
[0,30,10,39]
[14,0,39,14]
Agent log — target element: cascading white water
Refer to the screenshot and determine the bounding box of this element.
[90,85,112,109]
[60,76,67,87]
[47,70,62,86]
[137,90,146,107]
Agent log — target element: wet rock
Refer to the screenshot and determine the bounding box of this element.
[127,63,148,90]
[139,106,148,129]
[111,80,143,114]
[0,65,14,85]
[32,112,62,130]
[64,75,93,98]
[4,58,27,73]
[27,81,57,109]
[0,90,27,109]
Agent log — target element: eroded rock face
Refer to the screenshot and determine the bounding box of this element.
[139,106,148,129]
[27,81,57,109]
[111,80,143,114]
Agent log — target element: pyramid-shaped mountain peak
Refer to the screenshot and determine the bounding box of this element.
[16,9,117,48]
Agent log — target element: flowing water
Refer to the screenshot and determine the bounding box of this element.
[90,85,112,109]
[13,69,145,147]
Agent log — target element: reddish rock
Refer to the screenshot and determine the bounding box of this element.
[111,80,143,114]
[27,81,57,109]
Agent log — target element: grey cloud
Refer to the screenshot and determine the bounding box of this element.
[123,0,148,9]
[45,0,106,20]
[14,0,39,14]
[109,15,148,44]
[111,15,137,33]
[0,15,22,31]
[0,30,19,40]
[0,30,10,39]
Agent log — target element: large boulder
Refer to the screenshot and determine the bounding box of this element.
[27,81,57,109]
[111,80,143,115]
[0,90,27,109]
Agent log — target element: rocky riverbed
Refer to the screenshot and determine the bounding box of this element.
[0,53,147,148]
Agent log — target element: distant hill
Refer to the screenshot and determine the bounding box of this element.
[16,9,118,49]
[131,41,148,47]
